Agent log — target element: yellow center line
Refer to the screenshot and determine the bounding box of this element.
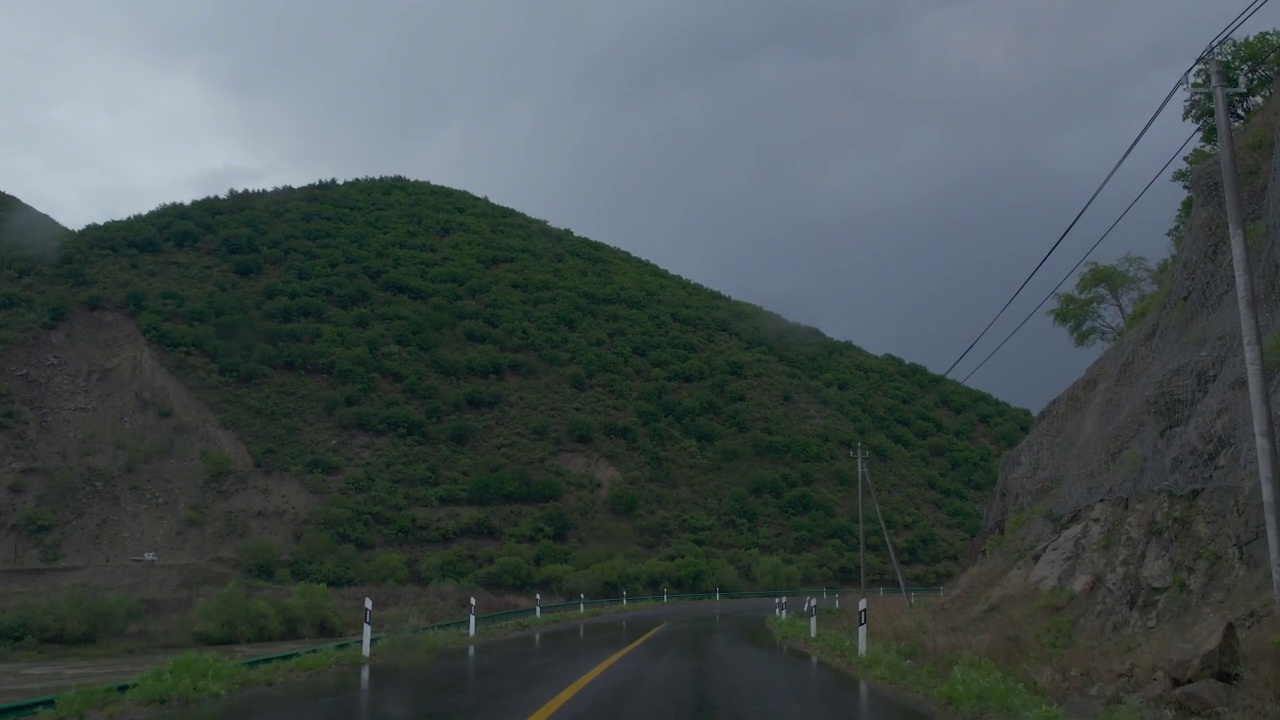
[526,622,668,720]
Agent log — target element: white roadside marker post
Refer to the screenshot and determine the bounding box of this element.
[858,597,868,657]
[361,597,373,658]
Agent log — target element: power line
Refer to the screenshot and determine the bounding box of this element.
[960,38,1280,386]
[939,91,1179,377]
[1209,0,1270,51]
[960,128,1199,385]
[940,0,1272,379]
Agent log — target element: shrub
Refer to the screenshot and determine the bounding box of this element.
[191,581,346,645]
[0,590,144,645]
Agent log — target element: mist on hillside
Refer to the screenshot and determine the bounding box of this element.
[0,192,69,263]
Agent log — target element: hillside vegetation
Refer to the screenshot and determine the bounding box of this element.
[0,178,1031,592]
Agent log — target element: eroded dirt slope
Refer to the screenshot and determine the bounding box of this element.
[0,309,315,572]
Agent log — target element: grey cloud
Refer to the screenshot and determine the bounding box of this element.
[183,165,284,197]
[4,0,1278,412]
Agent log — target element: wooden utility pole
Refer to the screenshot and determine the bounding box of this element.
[855,443,866,599]
[1204,56,1280,605]
[854,443,868,657]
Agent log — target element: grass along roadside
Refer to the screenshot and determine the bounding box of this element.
[0,581,564,664]
[0,582,861,665]
[29,601,657,719]
[32,648,361,720]
[767,610,1069,720]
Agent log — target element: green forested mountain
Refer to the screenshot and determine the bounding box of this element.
[0,177,1031,590]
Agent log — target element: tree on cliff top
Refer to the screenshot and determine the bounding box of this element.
[1182,30,1280,149]
[1048,29,1280,351]
[1048,253,1156,349]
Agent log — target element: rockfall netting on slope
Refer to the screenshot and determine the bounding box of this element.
[986,88,1280,529]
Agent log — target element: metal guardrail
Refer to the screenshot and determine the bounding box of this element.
[0,585,941,718]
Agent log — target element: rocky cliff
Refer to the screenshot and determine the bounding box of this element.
[952,84,1280,713]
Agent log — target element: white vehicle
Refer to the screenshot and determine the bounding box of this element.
[129,552,158,562]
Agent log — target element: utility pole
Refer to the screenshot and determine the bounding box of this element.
[854,443,866,599]
[1197,56,1280,604]
[854,443,869,657]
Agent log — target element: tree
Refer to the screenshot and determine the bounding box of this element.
[236,540,280,581]
[1165,195,1195,250]
[1170,147,1213,192]
[1048,253,1155,348]
[1182,30,1280,148]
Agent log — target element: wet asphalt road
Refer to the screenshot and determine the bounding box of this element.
[168,600,934,719]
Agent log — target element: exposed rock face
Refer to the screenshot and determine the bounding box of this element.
[955,80,1280,713]
[972,94,1280,637]
[1172,679,1233,714]
[1164,619,1241,686]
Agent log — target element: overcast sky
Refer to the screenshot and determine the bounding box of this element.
[2,1,1276,412]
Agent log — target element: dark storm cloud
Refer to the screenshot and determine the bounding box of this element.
[3,0,1277,411]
